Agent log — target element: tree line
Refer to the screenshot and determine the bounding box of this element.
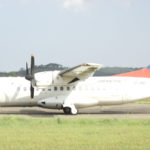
[0,63,142,77]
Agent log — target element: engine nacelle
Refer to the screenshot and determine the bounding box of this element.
[38,99,63,109]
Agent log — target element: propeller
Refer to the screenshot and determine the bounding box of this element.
[25,54,35,101]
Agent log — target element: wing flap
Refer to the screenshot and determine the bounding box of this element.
[59,63,102,77]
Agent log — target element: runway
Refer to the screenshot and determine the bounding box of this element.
[0,104,150,118]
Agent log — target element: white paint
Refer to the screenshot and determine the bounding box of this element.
[0,75,150,114]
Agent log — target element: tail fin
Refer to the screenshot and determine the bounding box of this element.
[147,65,150,70]
[113,65,150,78]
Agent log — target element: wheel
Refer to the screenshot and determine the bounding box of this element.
[63,107,71,114]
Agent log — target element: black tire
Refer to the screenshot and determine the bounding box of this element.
[63,107,71,114]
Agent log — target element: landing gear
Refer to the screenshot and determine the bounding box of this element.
[63,107,71,114]
[63,104,78,115]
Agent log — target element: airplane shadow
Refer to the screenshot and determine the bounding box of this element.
[79,111,150,115]
[0,109,63,118]
[79,104,150,115]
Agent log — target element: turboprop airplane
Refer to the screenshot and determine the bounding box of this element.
[0,55,150,115]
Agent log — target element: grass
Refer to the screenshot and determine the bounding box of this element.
[134,99,150,104]
[0,116,150,150]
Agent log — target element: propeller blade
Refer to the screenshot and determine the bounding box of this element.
[26,62,29,77]
[26,62,29,75]
[25,54,36,101]
[25,62,29,80]
[25,62,32,81]
[30,84,34,101]
[30,54,35,100]
[31,54,34,77]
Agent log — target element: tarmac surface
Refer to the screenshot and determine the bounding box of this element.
[0,104,150,118]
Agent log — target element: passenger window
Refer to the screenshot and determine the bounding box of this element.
[48,89,51,91]
[67,87,70,91]
[54,87,57,91]
[60,87,63,91]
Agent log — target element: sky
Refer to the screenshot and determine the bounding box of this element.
[0,0,150,71]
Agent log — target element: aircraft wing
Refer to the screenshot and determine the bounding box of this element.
[59,63,102,82]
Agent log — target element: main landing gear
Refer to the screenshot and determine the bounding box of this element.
[63,104,78,115]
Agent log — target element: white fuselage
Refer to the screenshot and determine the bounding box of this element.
[0,76,150,109]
